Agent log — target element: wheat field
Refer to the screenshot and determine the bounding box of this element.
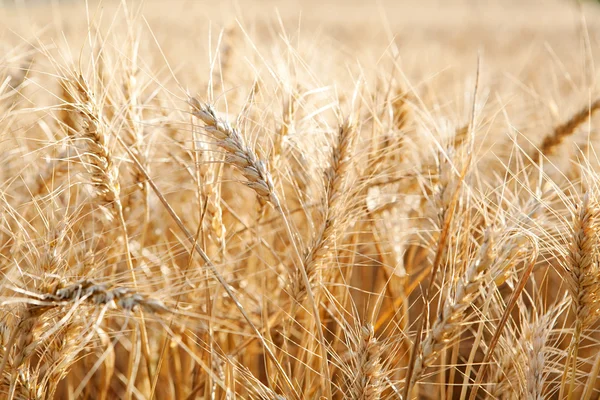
[2,0,600,398]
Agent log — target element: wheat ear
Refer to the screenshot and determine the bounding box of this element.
[348,324,384,400]
[189,98,280,208]
[532,99,600,163]
[411,229,496,385]
[560,192,600,398]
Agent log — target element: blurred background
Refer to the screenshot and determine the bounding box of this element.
[2,0,599,84]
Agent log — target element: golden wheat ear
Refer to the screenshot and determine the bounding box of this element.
[189,97,281,208]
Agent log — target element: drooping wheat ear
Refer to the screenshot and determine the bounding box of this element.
[347,324,384,400]
[189,98,280,208]
[532,98,600,164]
[50,280,169,314]
[1,284,160,399]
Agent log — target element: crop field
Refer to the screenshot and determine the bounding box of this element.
[2,0,600,398]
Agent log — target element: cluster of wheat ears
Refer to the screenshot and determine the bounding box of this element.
[3,0,600,399]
